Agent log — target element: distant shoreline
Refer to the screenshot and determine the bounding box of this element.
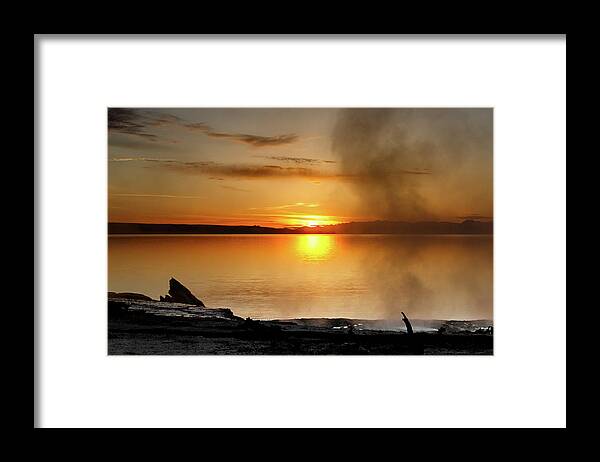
[108,220,493,235]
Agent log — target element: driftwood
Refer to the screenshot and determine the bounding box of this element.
[401,311,423,354]
[401,311,414,335]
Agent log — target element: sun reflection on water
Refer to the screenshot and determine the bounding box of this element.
[295,235,335,262]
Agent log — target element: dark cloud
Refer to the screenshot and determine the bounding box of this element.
[108,108,299,147]
[184,122,211,131]
[457,214,493,221]
[163,160,320,178]
[146,113,184,127]
[109,157,431,181]
[204,131,299,147]
[108,108,181,141]
[254,155,337,164]
[109,157,319,178]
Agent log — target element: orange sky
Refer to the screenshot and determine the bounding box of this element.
[108,108,493,227]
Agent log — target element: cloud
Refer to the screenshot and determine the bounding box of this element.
[204,131,299,147]
[220,185,252,192]
[109,157,176,162]
[166,161,321,178]
[108,109,180,141]
[110,157,432,181]
[110,193,204,199]
[457,214,493,221]
[108,136,181,152]
[184,122,211,131]
[249,203,320,211]
[253,155,336,164]
[109,157,323,178]
[108,108,299,147]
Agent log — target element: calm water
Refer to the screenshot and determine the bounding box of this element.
[108,234,492,321]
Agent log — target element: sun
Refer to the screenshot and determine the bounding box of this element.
[285,215,339,228]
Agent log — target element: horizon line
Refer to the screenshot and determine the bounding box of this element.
[108,218,493,229]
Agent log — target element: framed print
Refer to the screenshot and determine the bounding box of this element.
[35,34,566,428]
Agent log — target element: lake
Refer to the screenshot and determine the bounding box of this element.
[108,234,492,321]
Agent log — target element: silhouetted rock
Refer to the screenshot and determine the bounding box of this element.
[108,291,154,301]
[160,277,205,307]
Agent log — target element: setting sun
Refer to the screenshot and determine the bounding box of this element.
[285,215,340,228]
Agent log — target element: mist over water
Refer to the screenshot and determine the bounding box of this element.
[330,109,493,321]
[361,235,492,322]
[108,234,492,321]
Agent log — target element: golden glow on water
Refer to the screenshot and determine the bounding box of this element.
[295,235,334,261]
[108,234,493,320]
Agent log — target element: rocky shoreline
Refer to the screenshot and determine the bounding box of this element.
[108,278,493,355]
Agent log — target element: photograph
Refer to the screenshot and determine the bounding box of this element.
[108,107,494,355]
[36,34,566,429]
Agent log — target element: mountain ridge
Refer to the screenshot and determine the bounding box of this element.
[108,220,493,235]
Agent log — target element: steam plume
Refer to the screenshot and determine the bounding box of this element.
[331,108,492,221]
[331,108,493,320]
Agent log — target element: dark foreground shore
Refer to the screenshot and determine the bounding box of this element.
[108,299,493,355]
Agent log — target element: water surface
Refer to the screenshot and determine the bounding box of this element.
[108,234,492,321]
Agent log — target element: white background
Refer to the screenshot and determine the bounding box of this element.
[36,35,566,428]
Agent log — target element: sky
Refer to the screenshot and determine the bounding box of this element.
[108,108,493,227]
